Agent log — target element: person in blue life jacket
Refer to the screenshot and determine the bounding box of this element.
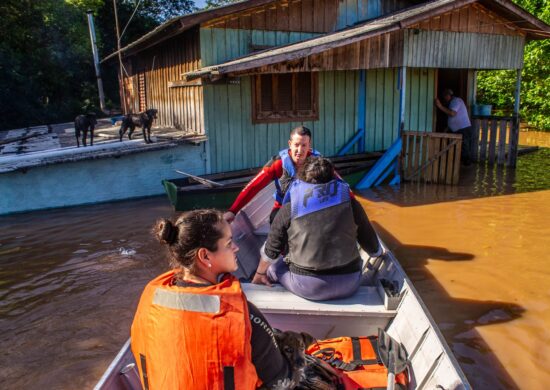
[252,156,383,300]
[223,126,321,225]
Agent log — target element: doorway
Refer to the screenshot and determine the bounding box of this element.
[435,69,469,132]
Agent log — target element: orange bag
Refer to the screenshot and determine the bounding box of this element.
[131,271,260,390]
[307,336,408,390]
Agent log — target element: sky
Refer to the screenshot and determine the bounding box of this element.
[195,0,207,9]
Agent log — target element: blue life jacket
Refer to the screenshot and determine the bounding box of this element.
[273,148,320,204]
[284,179,359,272]
[285,179,350,219]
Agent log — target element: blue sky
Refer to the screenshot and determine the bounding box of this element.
[195,0,208,9]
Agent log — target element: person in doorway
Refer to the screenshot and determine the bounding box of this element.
[130,209,291,389]
[223,126,320,225]
[252,156,383,300]
[435,88,473,165]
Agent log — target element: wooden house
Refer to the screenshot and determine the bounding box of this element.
[104,0,549,185]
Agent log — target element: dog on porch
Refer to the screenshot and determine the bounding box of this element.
[118,109,158,144]
[74,112,97,147]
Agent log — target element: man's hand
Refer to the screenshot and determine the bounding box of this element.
[223,211,235,223]
[434,98,443,109]
[251,272,272,286]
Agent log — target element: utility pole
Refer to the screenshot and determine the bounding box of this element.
[113,0,127,114]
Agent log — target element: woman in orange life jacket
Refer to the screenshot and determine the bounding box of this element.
[131,209,290,390]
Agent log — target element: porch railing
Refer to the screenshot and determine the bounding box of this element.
[471,115,519,167]
[401,131,462,185]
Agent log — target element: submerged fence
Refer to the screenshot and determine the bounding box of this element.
[401,131,462,185]
[471,116,520,167]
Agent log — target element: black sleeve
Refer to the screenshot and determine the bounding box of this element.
[247,301,289,387]
[351,198,381,256]
[264,203,291,260]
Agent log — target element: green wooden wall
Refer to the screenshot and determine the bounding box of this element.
[200,27,435,173]
[204,67,435,173]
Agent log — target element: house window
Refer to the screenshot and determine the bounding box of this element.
[253,72,318,123]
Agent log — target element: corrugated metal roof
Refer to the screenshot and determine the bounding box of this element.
[183,0,549,79]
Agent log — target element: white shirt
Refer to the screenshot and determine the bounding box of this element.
[447,97,471,132]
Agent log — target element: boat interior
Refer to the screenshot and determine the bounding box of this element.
[95,183,470,390]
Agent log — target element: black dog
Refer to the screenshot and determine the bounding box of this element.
[74,113,97,147]
[119,109,158,144]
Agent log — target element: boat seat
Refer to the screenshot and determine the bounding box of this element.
[242,283,396,339]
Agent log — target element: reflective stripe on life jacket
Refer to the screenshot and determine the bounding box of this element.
[131,271,260,390]
[286,179,350,218]
[307,336,408,390]
[273,148,320,204]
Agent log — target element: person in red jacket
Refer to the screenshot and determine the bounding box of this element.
[223,126,320,225]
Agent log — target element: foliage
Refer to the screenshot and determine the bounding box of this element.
[476,0,550,130]
[0,0,194,131]
[203,0,239,9]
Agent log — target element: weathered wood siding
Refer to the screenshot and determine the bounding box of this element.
[122,28,204,132]
[403,30,525,69]
[337,0,423,29]
[203,0,422,33]
[204,68,435,173]
[203,0,339,33]
[364,68,435,152]
[200,28,320,66]
[408,3,526,36]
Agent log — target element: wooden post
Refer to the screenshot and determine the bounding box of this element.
[113,0,127,114]
[395,66,406,183]
[508,69,522,167]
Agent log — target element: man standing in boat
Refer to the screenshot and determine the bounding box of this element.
[223,126,320,224]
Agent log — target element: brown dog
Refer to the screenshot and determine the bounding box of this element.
[119,108,158,143]
[269,330,316,389]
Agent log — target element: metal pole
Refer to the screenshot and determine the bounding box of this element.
[86,11,109,115]
[113,0,127,114]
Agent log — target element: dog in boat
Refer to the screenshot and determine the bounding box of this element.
[74,112,97,147]
[118,108,158,143]
[269,330,315,389]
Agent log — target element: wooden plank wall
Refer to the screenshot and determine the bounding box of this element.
[408,3,526,37]
[363,68,434,152]
[203,71,359,173]
[241,30,405,73]
[204,67,435,173]
[203,0,339,33]
[200,28,320,67]
[403,30,525,69]
[337,0,423,29]
[121,28,204,133]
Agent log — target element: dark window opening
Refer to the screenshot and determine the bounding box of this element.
[253,72,318,123]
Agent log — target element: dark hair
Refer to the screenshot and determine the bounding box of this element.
[289,125,312,139]
[443,88,454,97]
[154,209,225,272]
[297,156,335,184]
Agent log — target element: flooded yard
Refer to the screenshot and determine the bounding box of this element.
[0,131,548,389]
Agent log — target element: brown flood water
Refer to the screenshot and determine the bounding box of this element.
[0,132,548,389]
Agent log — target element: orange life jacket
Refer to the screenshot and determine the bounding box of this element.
[306,336,408,390]
[131,271,260,390]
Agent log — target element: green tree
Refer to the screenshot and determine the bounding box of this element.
[477,0,550,130]
[0,0,194,131]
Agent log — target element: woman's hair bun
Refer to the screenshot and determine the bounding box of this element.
[156,218,179,245]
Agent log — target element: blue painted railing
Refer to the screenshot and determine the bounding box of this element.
[337,128,365,156]
[355,138,402,189]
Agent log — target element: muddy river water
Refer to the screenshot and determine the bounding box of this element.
[0,132,548,389]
